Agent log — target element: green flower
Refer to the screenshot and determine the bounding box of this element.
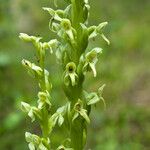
[84,84,106,108]
[51,105,67,126]
[25,132,49,150]
[38,91,51,109]
[60,19,76,42]
[42,39,59,53]
[82,47,102,77]
[72,99,90,123]
[21,102,41,122]
[88,22,110,44]
[64,62,78,86]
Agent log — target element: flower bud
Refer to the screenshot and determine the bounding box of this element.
[19,33,42,44]
[19,33,32,42]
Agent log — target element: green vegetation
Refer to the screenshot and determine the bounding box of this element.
[0,0,150,150]
[19,0,109,149]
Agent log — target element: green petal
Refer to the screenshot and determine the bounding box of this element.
[89,63,97,77]
[79,109,90,124]
[98,84,106,97]
[58,114,64,126]
[28,143,35,150]
[72,112,79,122]
[86,92,100,105]
[101,33,110,45]
[21,102,31,112]
[97,22,108,31]
[28,109,35,122]
[64,74,70,86]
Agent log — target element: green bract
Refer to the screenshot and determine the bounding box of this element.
[19,0,109,149]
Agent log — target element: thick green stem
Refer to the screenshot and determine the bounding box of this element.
[66,85,86,150]
[70,118,84,150]
[66,1,87,149]
[39,49,50,149]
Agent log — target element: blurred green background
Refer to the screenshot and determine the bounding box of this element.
[0,0,150,149]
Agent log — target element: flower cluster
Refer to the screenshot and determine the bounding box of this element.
[19,0,109,150]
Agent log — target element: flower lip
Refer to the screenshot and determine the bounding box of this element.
[75,103,81,111]
[68,66,73,72]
